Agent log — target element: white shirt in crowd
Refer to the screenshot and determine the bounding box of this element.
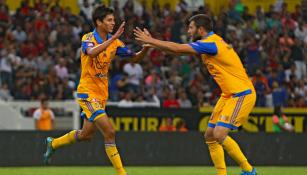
[54,64,69,80]
[118,99,134,108]
[0,51,12,73]
[123,63,143,86]
[78,0,94,20]
[294,26,307,41]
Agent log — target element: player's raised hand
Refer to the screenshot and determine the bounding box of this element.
[143,28,151,37]
[113,22,125,39]
[134,27,153,44]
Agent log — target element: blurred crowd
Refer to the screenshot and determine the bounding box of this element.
[0,0,306,108]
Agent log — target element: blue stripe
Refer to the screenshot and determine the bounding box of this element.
[80,112,86,119]
[77,93,89,99]
[81,42,88,54]
[116,46,135,58]
[189,42,217,55]
[208,123,216,128]
[89,109,106,122]
[206,31,214,37]
[233,89,252,97]
[93,28,112,44]
[216,122,238,130]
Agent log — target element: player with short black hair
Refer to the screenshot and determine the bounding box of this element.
[44,5,149,175]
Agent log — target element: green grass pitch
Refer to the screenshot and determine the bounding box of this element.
[1,166,307,175]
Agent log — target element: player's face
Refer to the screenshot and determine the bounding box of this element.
[42,101,49,109]
[100,14,115,33]
[187,21,201,42]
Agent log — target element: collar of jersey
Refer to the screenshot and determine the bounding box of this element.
[205,31,214,38]
[93,28,112,44]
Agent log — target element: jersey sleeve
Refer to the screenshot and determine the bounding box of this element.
[50,110,55,120]
[33,109,41,120]
[115,39,135,58]
[188,41,217,55]
[81,34,95,55]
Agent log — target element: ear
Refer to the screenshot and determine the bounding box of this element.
[96,19,102,26]
[197,26,206,35]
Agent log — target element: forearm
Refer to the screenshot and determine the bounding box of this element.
[130,47,150,63]
[87,37,116,58]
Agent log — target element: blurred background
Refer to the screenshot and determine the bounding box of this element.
[0,0,306,174]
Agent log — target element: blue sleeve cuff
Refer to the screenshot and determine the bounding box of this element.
[189,41,217,55]
[81,41,94,55]
[116,46,135,58]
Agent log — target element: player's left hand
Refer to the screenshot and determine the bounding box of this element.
[134,27,153,44]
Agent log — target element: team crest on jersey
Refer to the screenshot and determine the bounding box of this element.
[85,33,93,41]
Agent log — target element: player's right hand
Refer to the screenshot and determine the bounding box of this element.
[113,22,125,39]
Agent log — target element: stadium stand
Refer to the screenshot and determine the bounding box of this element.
[0,0,305,108]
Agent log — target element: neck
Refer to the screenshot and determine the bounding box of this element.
[202,31,208,39]
[97,28,108,41]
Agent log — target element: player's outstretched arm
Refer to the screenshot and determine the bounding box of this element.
[129,46,150,63]
[129,29,151,63]
[134,27,197,55]
[86,22,125,58]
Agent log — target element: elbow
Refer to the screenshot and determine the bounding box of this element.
[85,48,98,58]
[87,51,96,58]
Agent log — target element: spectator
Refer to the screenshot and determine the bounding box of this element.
[33,98,55,131]
[178,91,192,108]
[163,92,180,108]
[272,106,294,132]
[123,62,143,93]
[272,81,287,107]
[175,119,188,132]
[118,91,134,108]
[253,70,270,106]
[78,0,94,22]
[290,37,306,80]
[12,26,27,43]
[54,58,69,80]
[294,20,307,41]
[159,118,176,132]
[0,83,13,101]
[0,0,304,107]
[0,48,13,88]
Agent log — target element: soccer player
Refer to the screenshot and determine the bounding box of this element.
[44,5,149,175]
[134,14,257,175]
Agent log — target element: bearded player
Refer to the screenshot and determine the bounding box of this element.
[134,14,257,175]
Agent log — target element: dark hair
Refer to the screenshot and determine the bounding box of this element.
[92,5,114,27]
[188,14,213,32]
[40,97,48,104]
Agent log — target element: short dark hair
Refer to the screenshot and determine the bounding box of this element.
[92,5,114,27]
[40,97,48,104]
[189,14,213,32]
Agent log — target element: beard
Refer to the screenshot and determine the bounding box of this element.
[192,34,202,42]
